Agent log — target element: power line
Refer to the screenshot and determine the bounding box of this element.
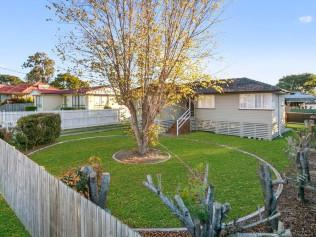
[0,66,27,75]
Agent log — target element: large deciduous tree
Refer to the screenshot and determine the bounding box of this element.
[51,0,223,155]
[0,74,23,85]
[22,52,55,83]
[277,73,316,93]
[51,73,90,89]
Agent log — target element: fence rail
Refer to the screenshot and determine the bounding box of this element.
[0,139,141,237]
[0,109,120,130]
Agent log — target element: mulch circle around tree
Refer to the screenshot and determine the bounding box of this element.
[138,231,190,237]
[112,149,171,164]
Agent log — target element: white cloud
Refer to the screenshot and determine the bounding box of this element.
[299,15,313,24]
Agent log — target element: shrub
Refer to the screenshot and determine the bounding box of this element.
[14,113,61,150]
[104,105,111,109]
[8,97,33,104]
[0,128,12,142]
[24,106,37,111]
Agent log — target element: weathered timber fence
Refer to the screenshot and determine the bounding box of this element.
[286,112,316,123]
[0,139,141,237]
[0,109,120,130]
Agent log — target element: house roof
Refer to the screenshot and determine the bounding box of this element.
[61,86,111,95]
[285,91,316,102]
[0,82,111,96]
[0,82,60,95]
[195,78,283,94]
[29,85,112,95]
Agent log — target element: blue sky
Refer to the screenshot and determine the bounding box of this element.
[0,1,315,85]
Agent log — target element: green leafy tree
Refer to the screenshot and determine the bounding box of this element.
[22,52,55,83]
[277,73,316,92]
[0,74,23,85]
[50,73,89,89]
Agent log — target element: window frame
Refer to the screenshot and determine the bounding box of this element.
[239,93,274,110]
[196,95,215,109]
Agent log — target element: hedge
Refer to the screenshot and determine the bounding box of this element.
[14,113,61,150]
[25,106,37,111]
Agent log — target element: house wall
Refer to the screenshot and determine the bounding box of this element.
[0,94,10,103]
[272,94,286,137]
[193,93,276,139]
[158,102,187,121]
[195,94,273,123]
[87,95,108,110]
[65,95,72,107]
[41,95,63,111]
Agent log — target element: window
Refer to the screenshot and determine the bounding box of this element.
[197,95,215,109]
[239,93,273,109]
[35,96,42,108]
[72,95,85,108]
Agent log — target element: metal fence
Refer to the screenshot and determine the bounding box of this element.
[0,109,120,130]
[0,139,141,237]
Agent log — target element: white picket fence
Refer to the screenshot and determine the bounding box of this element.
[0,139,141,237]
[0,109,120,130]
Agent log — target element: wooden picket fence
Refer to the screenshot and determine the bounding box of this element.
[0,139,141,237]
[0,109,120,130]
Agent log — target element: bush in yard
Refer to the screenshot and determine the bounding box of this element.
[61,156,110,209]
[24,106,37,111]
[14,113,61,150]
[0,128,12,142]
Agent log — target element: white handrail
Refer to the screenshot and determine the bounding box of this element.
[176,109,191,136]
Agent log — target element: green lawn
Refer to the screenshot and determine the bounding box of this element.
[286,122,309,131]
[28,129,291,228]
[0,195,30,237]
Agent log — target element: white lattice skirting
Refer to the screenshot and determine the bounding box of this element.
[191,119,281,140]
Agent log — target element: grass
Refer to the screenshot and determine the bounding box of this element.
[286,122,309,131]
[27,128,291,228]
[0,195,30,237]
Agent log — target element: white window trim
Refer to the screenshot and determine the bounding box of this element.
[239,93,274,110]
[196,95,215,109]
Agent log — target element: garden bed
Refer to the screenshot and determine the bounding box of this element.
[113,149,171,164]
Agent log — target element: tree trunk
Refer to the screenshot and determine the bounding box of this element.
[127,101,154,156]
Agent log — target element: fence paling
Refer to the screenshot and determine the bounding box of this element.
[0,109,120,130]
[0,139,141,237]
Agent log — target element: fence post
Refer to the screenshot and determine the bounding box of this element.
[2,111,6,129]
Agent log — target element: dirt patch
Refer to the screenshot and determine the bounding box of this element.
[275,152,316,237]
[113,149,170,164]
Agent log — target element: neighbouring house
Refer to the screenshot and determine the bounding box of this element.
[285,91,316,110]
[0,82,58,103]
[0,82,127,113]
[0,85,12,102]
[164,78,287,140]
[31,85,125,112]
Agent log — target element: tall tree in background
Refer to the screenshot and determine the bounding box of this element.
[51,0,223,155]
[51,73,89,89]
[0,74,23,85]
[22,52,55,83]
[277,73,316,93]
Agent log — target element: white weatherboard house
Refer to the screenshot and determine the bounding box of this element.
[167,78,287,140]
[31,86,121,111]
